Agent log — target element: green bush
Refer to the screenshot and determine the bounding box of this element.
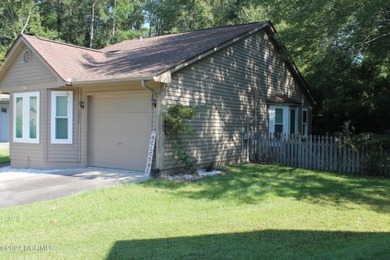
[340,122,389,176]
[163,103,206,173]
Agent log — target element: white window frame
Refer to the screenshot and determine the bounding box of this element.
[51,91,73,144]
[269,105,289,137]
[289,108,299,136]
[269,105,298,138]
[13,91,40,144]
[302,108,308,137]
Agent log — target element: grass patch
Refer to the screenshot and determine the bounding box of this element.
[0,164,389,259]
[0,147,9,164]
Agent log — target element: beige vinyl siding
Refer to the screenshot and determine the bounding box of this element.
[9,90,45,168]
[162,30,308,172]
[46,88,80,164]
[10,81,156,169]
[0,47,56,90]
[1,48,77,168]
[2,47,79,168]
[43,82,155,168]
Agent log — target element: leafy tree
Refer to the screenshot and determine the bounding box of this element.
[0,0,57,64]
[252,0,390,134]
[145,0,213,35]
[0,0,388,134]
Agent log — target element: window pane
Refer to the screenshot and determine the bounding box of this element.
[16,97,23,138]
[275,125,283,136]
[56,96,68,117]
[302,124,307,136]
[30,96,37,138]
[290,109,296,134]
[56,118,68,139]
[303,110,307,123]
[275,109,283,124]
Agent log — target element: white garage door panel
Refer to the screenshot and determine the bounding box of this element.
[89,92,151,171]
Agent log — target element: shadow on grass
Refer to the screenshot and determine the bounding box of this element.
[142,164,390,212]
[106,230,390,259]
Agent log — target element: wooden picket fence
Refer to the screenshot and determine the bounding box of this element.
[249,134,390,175]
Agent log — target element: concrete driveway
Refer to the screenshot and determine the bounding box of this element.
[0,167,149,208]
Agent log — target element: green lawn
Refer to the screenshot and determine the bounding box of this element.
[0,164,389,259]
[0,147,10,164]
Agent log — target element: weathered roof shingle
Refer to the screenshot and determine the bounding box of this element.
[22,22,267,83]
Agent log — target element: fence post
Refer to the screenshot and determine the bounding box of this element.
[329,136,334,172]
[320,135,324,170]
[297,134,301,168]
[308,135,312,170]
[314,135,319,170]
[342,137,347,173]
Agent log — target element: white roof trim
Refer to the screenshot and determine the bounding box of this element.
[69,76,155,86]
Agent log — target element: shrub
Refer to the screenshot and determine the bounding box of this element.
[163,103,206,173]
[340,122,389,176]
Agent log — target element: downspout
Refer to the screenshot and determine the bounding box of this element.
[141,80,161,176]
[141,79,160,129]
[141,80,159,96]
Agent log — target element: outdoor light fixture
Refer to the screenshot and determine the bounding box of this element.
[151,98,157,108]
[79,101,85,109]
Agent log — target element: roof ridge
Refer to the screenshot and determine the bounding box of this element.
[103,21,269,50]
[21,34,103,53]
[142,21,268,40]
[158,21,268,37]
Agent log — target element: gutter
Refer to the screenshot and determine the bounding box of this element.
[64,76,154,86]
[141,80,160,96]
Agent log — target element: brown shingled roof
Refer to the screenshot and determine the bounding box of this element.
[22,35,103,82]
[267,94,302,105]
[21,22,268,83]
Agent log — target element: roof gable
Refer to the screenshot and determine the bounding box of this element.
[0,36,64,87]
[0,21,314,104]
[1,22,268,85]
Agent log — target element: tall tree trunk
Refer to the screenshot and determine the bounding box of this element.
[21,2,35,34]
[57,0,62,34]
[112,0,116,38]
[90,0,99,48]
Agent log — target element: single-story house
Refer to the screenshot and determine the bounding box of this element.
[0,93,10,142]
[0,21,314,175]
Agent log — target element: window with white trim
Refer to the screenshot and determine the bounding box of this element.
[290,108,298,135]
[269,105,298,138]
[13,92,40,143]
[302,109,308,137]
[51,91,73,144]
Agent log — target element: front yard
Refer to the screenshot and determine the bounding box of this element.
[0,146,9,165]
[0,164,389,259]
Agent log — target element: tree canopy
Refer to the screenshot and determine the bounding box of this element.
[1,0,389,134]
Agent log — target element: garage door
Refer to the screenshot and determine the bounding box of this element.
[88,91,151,171]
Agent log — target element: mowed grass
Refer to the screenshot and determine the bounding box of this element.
[0,147,9,164]
[0,164,389,259]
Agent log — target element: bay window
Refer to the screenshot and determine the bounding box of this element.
[13,92,40,143]
[269,105,298,138]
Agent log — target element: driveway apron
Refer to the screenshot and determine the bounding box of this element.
[0,167,148,208]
